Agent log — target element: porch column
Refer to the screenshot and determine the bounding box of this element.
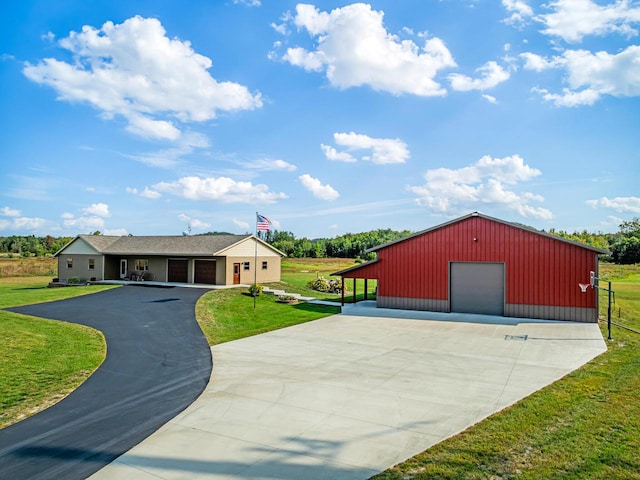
[352,278,356,304]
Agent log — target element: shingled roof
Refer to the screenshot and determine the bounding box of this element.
[58,234,284,257]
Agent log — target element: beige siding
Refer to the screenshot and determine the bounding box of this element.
[221,238,282,258]
[224,256,281,284]
[216,257,227,284]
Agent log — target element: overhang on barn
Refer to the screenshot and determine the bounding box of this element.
[333,212,608,323]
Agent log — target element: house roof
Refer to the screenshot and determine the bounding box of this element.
[365,212,610,255]
[57,234,286,257]
[79,235,122,252]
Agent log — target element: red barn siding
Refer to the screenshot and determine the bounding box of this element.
[338,214,602,322]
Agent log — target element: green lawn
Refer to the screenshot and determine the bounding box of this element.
[0,277,116,428]
[280,257,377,302]
[3,262,639,479]
[372,263,640,480]
[0,276,119,309]
[195,286,340,345]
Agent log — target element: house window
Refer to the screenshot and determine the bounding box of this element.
[135,259,149,271]
[88,259,95,270]
[243,262,250,271]
[262,261,268,270]
[66,258,73,269]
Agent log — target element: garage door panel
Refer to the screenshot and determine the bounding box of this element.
[168,259,188,283]
[450,262,504,315]
[194,260,216,285]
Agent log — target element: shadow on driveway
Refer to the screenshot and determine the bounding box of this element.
[0,285,212,480]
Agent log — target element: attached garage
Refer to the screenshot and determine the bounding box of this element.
[333,212,608,323]
[167,259,188,283]
[194,260,216,285]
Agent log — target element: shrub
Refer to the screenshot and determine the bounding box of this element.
[277,295,299,304]
[67,276,80,285]
[307,276,342,294]
[307,277,330,292]
[248,283,263,296]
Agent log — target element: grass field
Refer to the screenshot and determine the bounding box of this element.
[196,286,340,345]
[372,263,640,480]
[280,257,377,302]
[1,259,639,480]
[0,257,56,277]
[0,277,115,429]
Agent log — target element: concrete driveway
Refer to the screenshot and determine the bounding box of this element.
[92,303,606,480]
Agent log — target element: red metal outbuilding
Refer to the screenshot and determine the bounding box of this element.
[333,212,608,322]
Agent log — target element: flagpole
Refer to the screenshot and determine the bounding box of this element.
[254,211,258,309]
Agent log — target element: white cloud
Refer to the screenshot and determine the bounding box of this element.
[408,154,553,219]
[23,16,262,140]
[62,212,105,231]
[280,3,456,96]
[299,174,339,201]
[482,93,498,103]
[520,52,562,71]
[1,206,21,217]
[177,213,211,230]
[586,196,640,213]
[242,158,297,171]
[0,215,50,232]
[151,176,288,204]
[502,0,534,25]
[103,228,129,236]
[125,131,211,169]
[449,61,510,91]
[233,0,261,7]
[61,202,114,232]
[81,202,110,217]
[532,86,601,107]
[127,187,163,199]
[233,218,250,230]
[323,132,410,164]
[526,45,640,105]
[538,0,640,43]
[320,144,357,163]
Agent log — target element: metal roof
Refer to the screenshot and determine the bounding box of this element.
[331,258,379,276]
[365,212,610,255]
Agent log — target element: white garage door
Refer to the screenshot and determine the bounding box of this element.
[450,262,505,315]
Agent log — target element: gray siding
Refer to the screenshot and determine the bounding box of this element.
[378,296,448,312]
[505,304,598,323]
[57,254,104,282]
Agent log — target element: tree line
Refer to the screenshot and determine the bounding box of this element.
[257,228,414,260]
[2,218,639,264]
[0,235,73,257]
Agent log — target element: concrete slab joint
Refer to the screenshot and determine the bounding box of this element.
[92,306,606,480]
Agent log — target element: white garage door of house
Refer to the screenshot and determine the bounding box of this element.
[450,262,505,316]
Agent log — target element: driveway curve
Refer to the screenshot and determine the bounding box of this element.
[0,285,212,480]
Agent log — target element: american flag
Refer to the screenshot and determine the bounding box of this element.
[256,213,272,231]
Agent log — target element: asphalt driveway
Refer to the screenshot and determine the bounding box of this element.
[0,285,212,480]
[91,303,606,480]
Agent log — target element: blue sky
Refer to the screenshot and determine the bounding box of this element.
[1,0,638,239]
